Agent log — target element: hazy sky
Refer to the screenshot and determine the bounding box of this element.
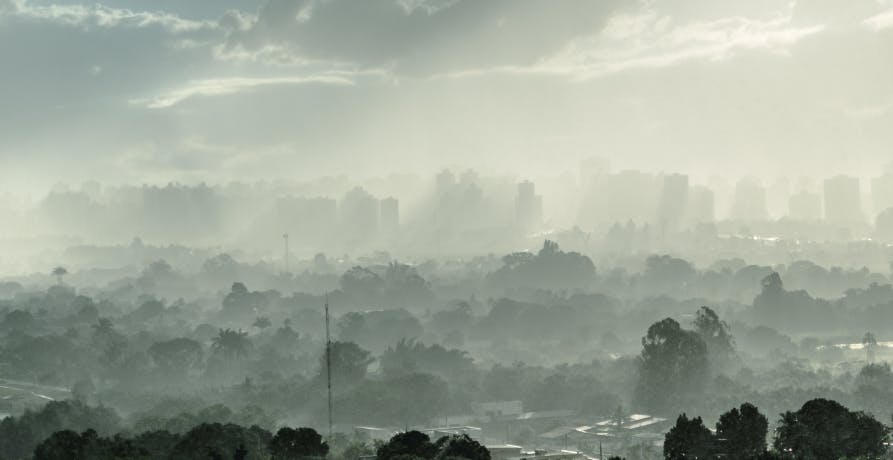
[1,0,892,192]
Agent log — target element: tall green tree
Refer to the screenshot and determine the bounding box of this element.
[663,414,714,460]
[320,341,374,385]
[269,427,329,460]
[377,431,436,460]
[715,403,767,459]
[773,398,888,459]
[634,318,708,413]
[693,306,735,367]
[434,434,489,460]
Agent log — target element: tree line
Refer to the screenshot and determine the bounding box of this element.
[664,399,887,459]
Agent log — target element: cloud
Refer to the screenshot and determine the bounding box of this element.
[3,0,218,33]
[864,8,893,30]
[438,5,825,81]
[130,74,356,108]
[222,0,624,74]
[0,0,22,14]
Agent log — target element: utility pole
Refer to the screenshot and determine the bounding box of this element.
[598,441,602,460]
[325,292,333,438]
[282,233,289,273]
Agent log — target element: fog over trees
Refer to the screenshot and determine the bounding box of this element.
[4,0,893,458]
[2,228,893,458]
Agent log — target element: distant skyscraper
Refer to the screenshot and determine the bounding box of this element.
[341,187,379,244]
[380,197,399,235]
[436,169,456,194]
[787,191,822,221]
[871,173,893,216]
[823,175,863,223]
[515,180,543,232]
[686,186,715,225]
[730,179,769,221]
[767,177,791,219]
[657,174,689,231]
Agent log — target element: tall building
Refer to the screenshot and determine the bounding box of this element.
[380,197,399,236]
[823,175,863,223]
[767,177,791,219]
[341,187,379,245]
[871,173,893,216]
[687,186,715,225]
[515,180,543,232]
[657,174,689,231]
[787,191,822,221]
[730,179,768,221]
[436,169,456,195]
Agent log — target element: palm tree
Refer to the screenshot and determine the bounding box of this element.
[51,266,68,285]
[863,332,878,363]
[211,328,251,358]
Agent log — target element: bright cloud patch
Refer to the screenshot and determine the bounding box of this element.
[132,75,356,109]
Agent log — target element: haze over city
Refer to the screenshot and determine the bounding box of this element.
[2,1,893,459]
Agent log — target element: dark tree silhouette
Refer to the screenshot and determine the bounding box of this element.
[634,318,708,413]
[693,306,735,366]
[269,427,329,460]
[171,423,272,460]
[320,341,374,384]
[434,434,490,460]
[212,328,252,359]
[663,414,714,460]
[377,431,436,460]
[862,331,878,362]
[33,430,87,460]
[51,266,68,285]
[773,398,888,459]
[148,337,204,378]
[714,403,767,459]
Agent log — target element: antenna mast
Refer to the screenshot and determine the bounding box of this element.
[325,292,333,438]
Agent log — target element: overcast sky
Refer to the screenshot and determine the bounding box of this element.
[1,0,892,192]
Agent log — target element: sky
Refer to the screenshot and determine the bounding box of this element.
[1,0,892,192]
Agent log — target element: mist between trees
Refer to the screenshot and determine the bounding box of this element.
[2,239,893,459]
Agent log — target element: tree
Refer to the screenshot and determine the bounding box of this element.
[0,400,121,460]
[34,429,149,460]
[51,266,68,285]
[212,328,252,359]
[634,318,708,413]
[773,398,888,459]
[862,332,878,362]
[33,430,87,460]
[714,403,767,459]
[854,362,893,408]
[321,341,374,385]
[340,267,384,301]
[663,414,714,460]
[91,318,128,371]
[269,427,329,460]
[253,316,272,330]
[171,423,272,460]
[222,282,269,320]
[488,240,596,290]
[148,337,204,378]
[693,306,735,366]
[377,431,436,460]
[434,434,490,460]
[379,339,475,382]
